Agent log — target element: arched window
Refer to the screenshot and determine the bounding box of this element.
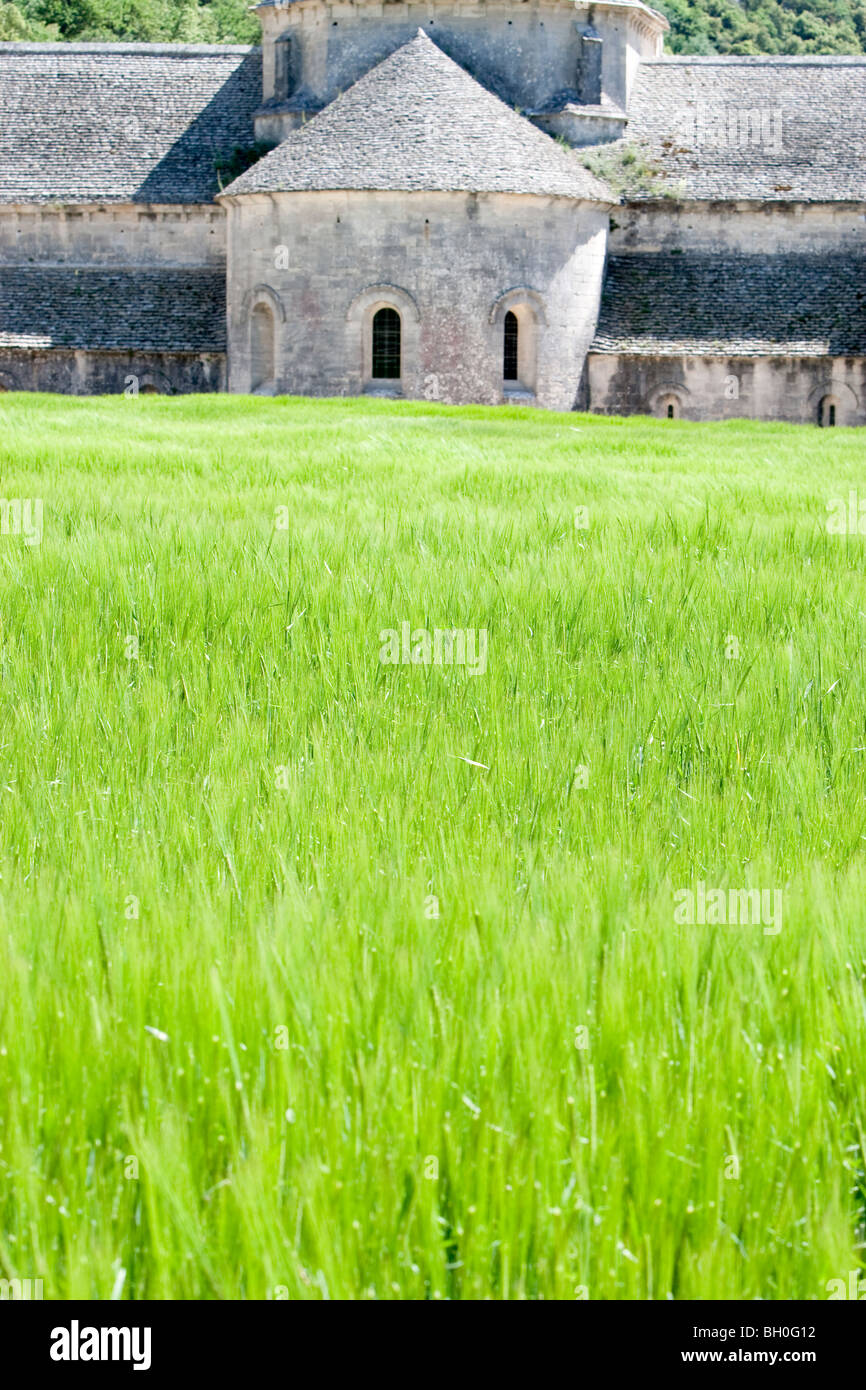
[372,307,401,380]
[657,393,679,419]
[503,311,519,382]
[818,396,837,427]
[132,370,172,396]
[667,403,675,419]
[250,302,276,393]
[491,294,544,396]
[347,285,417,395]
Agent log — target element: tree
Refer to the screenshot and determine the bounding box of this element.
[0,0,57,37]
[15,0,258,43]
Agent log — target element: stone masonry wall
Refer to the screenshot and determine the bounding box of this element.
[0,204,228,394]
[258,0,662,122]
[0,350,225,395]
[0,203,225,267]
[587,353,866,425]
[610,201,866,255]
[224,187,609,409]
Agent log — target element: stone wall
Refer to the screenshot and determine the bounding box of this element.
[0,351,225,395]
[257,0,664,137]
[0,203,226,268]
[594,199,866,423]
[610,201,866,255]
[223,187,609,409]
[587,353,866,425]
[0,204,228,395]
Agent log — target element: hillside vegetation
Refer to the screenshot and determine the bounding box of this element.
[0,0,864,54]
[0,0,259,44]
[660,0,866,53]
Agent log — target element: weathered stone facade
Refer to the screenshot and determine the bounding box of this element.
[225,188,608,408]
[254,0,661,142]
[0,350,224,396]
[0,203,228,395]
[0,5,863,424]
[583,54,866,423]
[588,355,866,426]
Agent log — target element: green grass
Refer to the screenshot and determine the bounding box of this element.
[1,391,865,1301]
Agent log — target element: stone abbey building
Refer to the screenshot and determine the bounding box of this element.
[0,1,864,422]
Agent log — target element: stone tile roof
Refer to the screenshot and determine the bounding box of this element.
[591,253,866,355]
[0,44,261,205]
[0,267,227,351]
[221,30,613,202]
[615,57,866,203]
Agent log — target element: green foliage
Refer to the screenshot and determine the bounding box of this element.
[658,0,866,54]
[0,1,56,38]
[0,393,865,1298]
[3,0,865,50]
[580,141,684,198]
[8,0,259,43]
[214,142,273,191]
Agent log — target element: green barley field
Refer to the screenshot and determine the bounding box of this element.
[1,392,866,1301]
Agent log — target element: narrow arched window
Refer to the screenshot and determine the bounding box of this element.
[818,397,837,427]
[250,303,275,392]
[503,311,519,382]
[372,307,401,379]
[667,403,674,419]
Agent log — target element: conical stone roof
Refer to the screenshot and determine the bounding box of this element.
[220,31,613,202]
